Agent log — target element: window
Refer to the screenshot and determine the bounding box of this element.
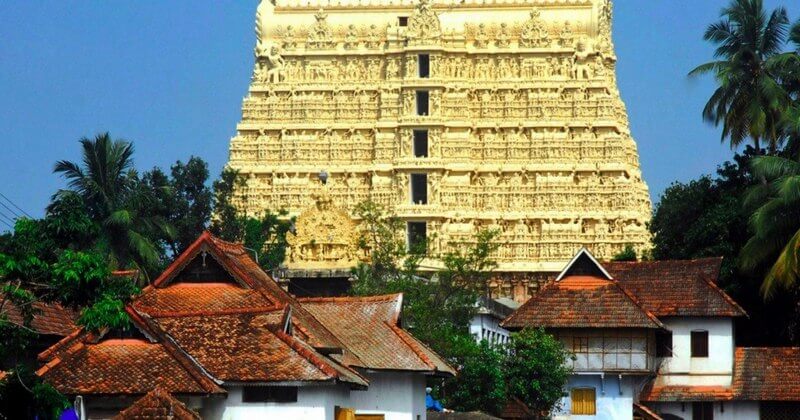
[407,221,427,250]
[398,16,408,27]
[413,130,429,157]
[418,54,430,78]
[410,173,427,204]
[572,336,589,353]
[691,330,709,358]
[416,90,429,115]
[656,330,673,358]
[242,386,298,403]
[571,388,596,415]
[692,402,714,420]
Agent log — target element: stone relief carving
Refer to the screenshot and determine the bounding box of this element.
[307,9,335,49]
[286,189,360,269]
[231,0,652,280]
[406,0,441,45]
[519,9,549,48]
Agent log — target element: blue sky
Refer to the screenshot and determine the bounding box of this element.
[0,0,793,227]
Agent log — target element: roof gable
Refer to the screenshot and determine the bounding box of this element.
[153,232,256,289]
[556,248,613,281]
[113,385,201,420]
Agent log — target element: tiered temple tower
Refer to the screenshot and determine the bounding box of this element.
[227,0,652,300]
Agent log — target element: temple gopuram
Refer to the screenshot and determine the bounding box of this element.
[226,0,652,301]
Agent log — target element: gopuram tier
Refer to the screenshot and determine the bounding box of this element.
[227,0,652,298]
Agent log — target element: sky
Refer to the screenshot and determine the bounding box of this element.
[0,0,794,229]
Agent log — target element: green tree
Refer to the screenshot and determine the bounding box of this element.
[505,328,573,416]
[650,151,799,344]
[742,151,800,297]
[209,168,293,271]
[442,338,507,415]
[350,201,500,357]
[53,133,173,275]
[611,244,637,261]
[690,0,791,153]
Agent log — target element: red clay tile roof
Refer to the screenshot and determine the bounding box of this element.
[639,384,735,402]
[38,231,453,396]
[132,283,278,317]
[606,259,746,317]
[113,385,200,420]
[733,347,800,401]
[499,397,534,419]
[37,338,223,396]
[1,295,77,336]
[640,347,800,402]
[633,402,663,420]
[501,276,663,330]
[153,311,362,384]
[299,294,455,375]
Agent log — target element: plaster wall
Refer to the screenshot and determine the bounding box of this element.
[552,374,642,420]
[349,371,427,420]
[200,384,351,420]
[469,313,510,345]
[651,401,759,420]
[658,317,734,386]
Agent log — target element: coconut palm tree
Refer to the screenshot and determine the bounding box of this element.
[52,133,173,275]
[690,0,791,154]
[741,153,800,297]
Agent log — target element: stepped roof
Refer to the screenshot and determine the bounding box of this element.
[38,231,451,398]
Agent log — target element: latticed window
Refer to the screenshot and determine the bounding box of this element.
[571,388,596,415]
[572,336,589,353]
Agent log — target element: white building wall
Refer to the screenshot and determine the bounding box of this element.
[658,317,735,386]
[349,371,427,420]
[552,374,641,420]
[651,401,759,420]
[200,384,351,420]
[469,313,510,345]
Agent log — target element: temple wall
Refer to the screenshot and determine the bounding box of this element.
[227,0,652,275]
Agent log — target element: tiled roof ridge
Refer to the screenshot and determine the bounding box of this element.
[610,279,665,329]
[633,402,663,420]
[127,309,225,394]
[36,339,88,378]
[142,304,286,319]
[152,232,266,298]
[272,330,340,378]
[385,321,436,370]
[609,256,724,265]
[297,293,402,304]
[699,272,748,317]
[38,328,87,362]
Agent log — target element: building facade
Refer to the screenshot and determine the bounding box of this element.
[226,0,652,294]
[502,250,800,420]
[37,232,454,420]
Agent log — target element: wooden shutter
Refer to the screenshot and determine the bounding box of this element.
[691,330,709,358]
[656,331,673,357]
[571,388,596,415]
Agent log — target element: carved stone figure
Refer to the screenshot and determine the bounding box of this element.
[344,24,360,50]
[264,46,286,83]
[307,9,334,49]
[559,21,575,48]
[406,0,442,45]
[474,23,489,48]
[496,23,510,48]
[519,9,549,48]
